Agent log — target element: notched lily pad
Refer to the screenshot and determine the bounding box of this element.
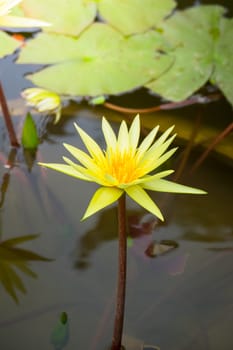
[99,0,176,35]
[211,18,233,106]
[20,0,97,35]
[0,32,20,58]
[17,23,174,97]
[146,5,226,101]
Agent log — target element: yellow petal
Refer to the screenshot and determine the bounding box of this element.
[117,120,129,152]
[143,134,176,161]
[102,117,117,150]
[38,163,91,181]
[82,187,123,220]
[139,135,176,173]
[141,170,174,183]
[142,178,207,194]
[63,143,102,174]
[119,170,174,188]
[0,15,50,27]
[136,125,159,160]
[140,147,177,176]
[74,123,105,161]
[125,185,164,221]
[152,125,175,148]
[53,107,62,124]
[129,114,140,150]
[63,156,108,185]
[155,148,178,169]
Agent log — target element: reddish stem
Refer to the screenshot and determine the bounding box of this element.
[0,81,20,147]
[111,193,127,350]
[190,121,233,174]
[103,93,221,115]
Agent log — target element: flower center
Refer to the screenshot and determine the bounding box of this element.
[104,148,141,185]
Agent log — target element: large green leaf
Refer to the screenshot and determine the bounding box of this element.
[17,23,173,96]
[211,18,233,106]
[20,0,97,35]
[146,5,225,101]
[99,0,176,35]
[17,32,82,64]
[0,32,20,58]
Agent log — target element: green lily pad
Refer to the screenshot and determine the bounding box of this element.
[17,23,173,96]
[211,18,233,106]
[0,32,20,58]
[146,5,226,101]
[20,0,97,35]
[98,0,176,35]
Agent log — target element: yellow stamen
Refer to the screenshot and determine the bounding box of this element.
[103,148,142,185]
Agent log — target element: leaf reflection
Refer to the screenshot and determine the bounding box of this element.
[0,234,52,303]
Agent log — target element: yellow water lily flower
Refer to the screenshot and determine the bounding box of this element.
[22,88,61,123]
[39,115,206,220]
[0,0,50,28]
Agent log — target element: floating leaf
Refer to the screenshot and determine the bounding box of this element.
[17,23,173,96]
[211,18,233,106]
[20,0,97,35]
[146,5,226,101]
[99,0,176,35]
[0,31,20,58]
[21,112,39,149]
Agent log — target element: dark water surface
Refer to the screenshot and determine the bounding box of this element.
[0,104,233,350]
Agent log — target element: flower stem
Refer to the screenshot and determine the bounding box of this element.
[0,81,20,147]
[111,193,127,350]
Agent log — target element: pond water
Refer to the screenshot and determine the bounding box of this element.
[0,85,233,350]
[1,6,233,350]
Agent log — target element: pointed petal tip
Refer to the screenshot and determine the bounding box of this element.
[38,162,46,167]
[63,142,75,152]
[80,213,88,221]
[195,189,208,195]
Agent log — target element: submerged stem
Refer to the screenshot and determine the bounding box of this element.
[111,193,127,350]
[0,81,19,147]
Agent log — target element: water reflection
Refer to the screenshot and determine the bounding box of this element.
[0,234,52,303]
[75,207,118,269]
[180,227,233,243]
[0,147,17,208]
[74,207,186,279]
